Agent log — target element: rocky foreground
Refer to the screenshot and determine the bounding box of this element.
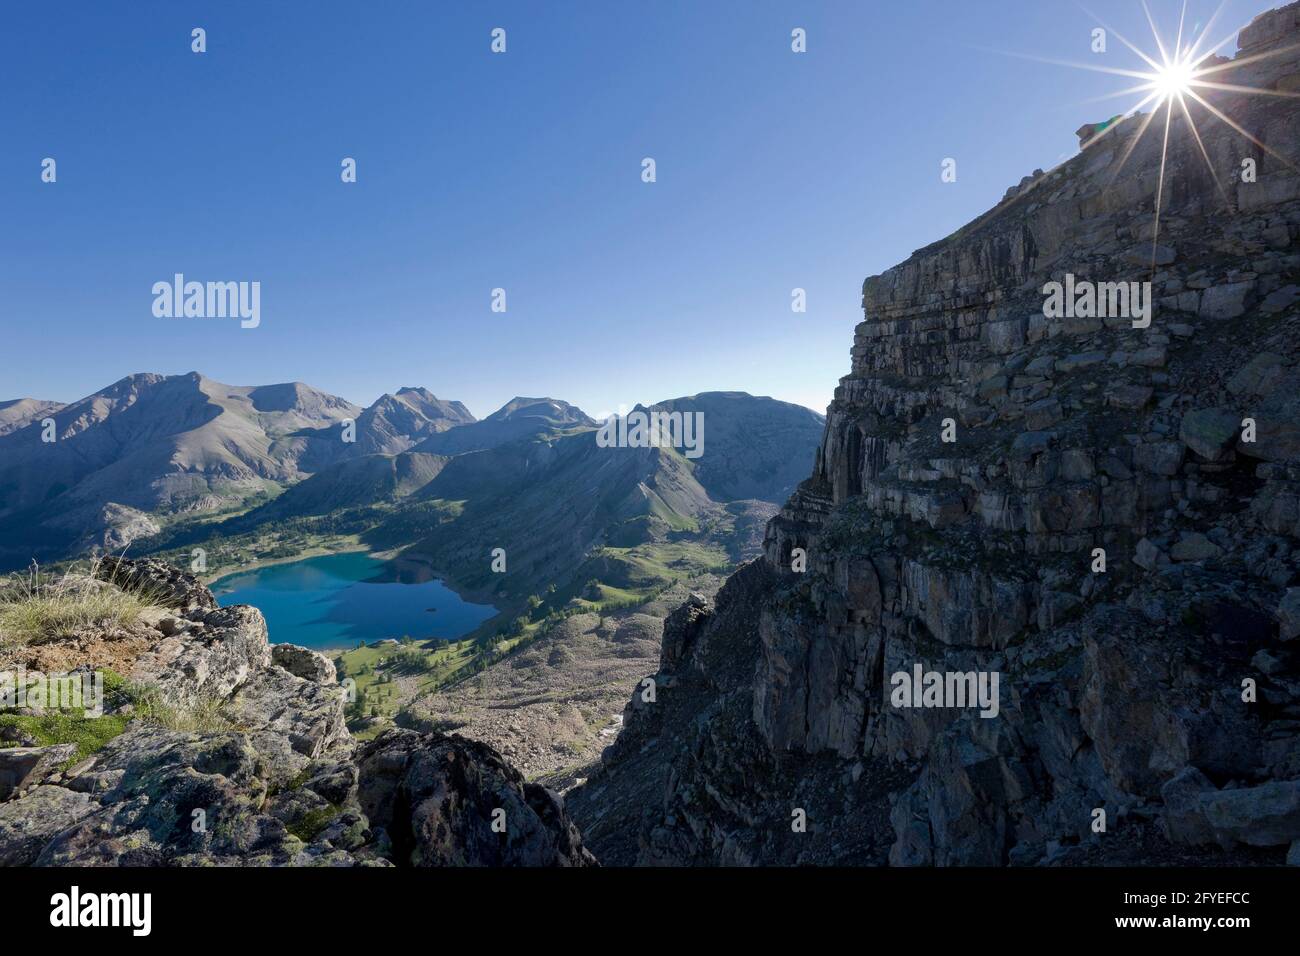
[0,558,593,866]
[569,4,1300,865]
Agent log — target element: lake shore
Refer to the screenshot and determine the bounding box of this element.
[210,551,497,651]
[203,539,369,589]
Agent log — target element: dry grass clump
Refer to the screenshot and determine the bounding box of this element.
[0,559,159,649]
[129,685,235,734]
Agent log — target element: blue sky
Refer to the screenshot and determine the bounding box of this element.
[0,0,1275,418]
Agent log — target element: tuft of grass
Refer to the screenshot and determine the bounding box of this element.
[0,672,233,768]
[0,711,132,766]
[0,559,159,648]
[129,685,234,734]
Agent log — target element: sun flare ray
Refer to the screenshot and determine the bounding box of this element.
[1176,90,1232,207]
[1151,96,1176,269]
[1183,0,1230,63]
[1142,0,1172,65]
[1183,85,1300,173]
[1102,93,1165,184]
[1193,40,1300,75]
[1008,2,1300,277]
[1190,79,1300,98]
[1076,2,1166,71]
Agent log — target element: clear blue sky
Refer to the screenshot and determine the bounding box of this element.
[0,0,1274,418]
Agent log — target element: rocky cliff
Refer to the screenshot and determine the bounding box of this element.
[569,4,1300,866]
[0,558,593,867]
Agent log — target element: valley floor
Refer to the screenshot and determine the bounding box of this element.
[341,572,731,780]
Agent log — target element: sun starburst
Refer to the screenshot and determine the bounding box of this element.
[999,0,1300,271]
[1152,51,1197,97]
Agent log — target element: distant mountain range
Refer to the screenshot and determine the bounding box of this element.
[0,373,824,573]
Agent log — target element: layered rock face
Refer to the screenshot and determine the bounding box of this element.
[572,4,1300,865]
[0,559,592,867]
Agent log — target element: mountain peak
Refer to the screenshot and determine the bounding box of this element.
[246,381,357,416]
[487,397,595,425]
[377,388,476,426]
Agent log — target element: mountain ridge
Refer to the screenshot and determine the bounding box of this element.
[0,372,469,566]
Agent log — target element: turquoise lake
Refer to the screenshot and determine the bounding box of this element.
[210,552,497,650]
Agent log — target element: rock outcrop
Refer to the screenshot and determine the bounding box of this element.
[571,3,1300,866]
[0,558,592,867]
[356,729,594,866]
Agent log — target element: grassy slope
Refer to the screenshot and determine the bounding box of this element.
[331,533,731,739]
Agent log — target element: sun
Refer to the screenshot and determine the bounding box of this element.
[995,0,1300,270]
[1151,53,1197,100]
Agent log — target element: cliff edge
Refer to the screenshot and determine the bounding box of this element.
[570,2,1300,866]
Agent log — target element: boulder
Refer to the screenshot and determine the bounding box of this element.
[1161,766,1217,845]
[1259,285,1300,314]
[0,786,96,866]
[984,318,1027,355]
[1228,353,1287,396]
[1164,776,1300,849]
[1057,351,1106,374]
[1010,431,1054,462]
[225,665,349,786]
[95,556,217,615]
[660,595,712,673]
[1133,441,1183,476]
[1198,281,1253,319]
[1025,399,1064,430]
[272,643,338,684]
[1129,346,1167,368]
[1248,374,1300,461]
[1134,537,1167,571]
[1180,408,1241,461]
[1108,384,1154,410]
[355,729,595,867]
[0,744,76,801]
[1080,628,1189,797]
[1170,532,1223,563]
